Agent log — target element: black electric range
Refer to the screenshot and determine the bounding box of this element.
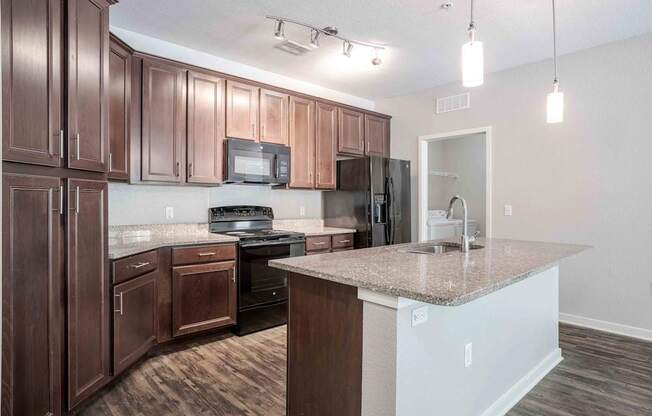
[209,206,305,335]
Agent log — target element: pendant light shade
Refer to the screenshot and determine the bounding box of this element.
[462,0,483,87]
[546,0,564,123]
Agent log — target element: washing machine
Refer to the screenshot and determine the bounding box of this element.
[427,210,478,240]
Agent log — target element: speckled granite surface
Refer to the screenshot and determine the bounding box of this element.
[270,239,589,306]
[273,219,356,236]
[109,223,238,259]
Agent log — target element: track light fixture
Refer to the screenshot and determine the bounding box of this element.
[266,16,385,66]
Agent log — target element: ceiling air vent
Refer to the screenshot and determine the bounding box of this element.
[436,92,470,114]
[274,40,312,56]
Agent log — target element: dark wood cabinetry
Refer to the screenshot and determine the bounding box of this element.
[112,271,158,375]
[66,179,109,410]
[2,0,63,167]
[289,96,315,188]
[187,70,225,184]
[226,80,259,141]
[338,107,365,156]
[108,35,132,180]
[365,114,390,157]
[172,260,237,337]
[305,233,354,255]
[141,58,187,183]
[315,102,338,190]
[2,173,63,416]
[67,0,110,172]
[260,88,289,145]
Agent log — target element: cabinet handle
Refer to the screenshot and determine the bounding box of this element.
[130,261,151,269]
[114,292,123,315]
[232,273,236,283]
[338,239,351,244]
[198,252,216,257]
[261,124,265,138]
[75,186,80,214]
[188,163,193,177]
[60,130,64,158]
[175,161,180,177]
[313,241,326,246]
[109,153,112,170]
[59,185,64,215]
[251,123,255,138]
[75,133,80,160]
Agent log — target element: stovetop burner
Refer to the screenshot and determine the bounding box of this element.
[209,206,304,246]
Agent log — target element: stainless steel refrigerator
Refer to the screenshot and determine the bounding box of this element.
[323,156,411,248]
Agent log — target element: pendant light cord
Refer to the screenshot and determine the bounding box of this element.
[552,0,558,85]
[468,0,476,40]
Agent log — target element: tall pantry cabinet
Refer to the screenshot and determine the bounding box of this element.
[1,0,116,414]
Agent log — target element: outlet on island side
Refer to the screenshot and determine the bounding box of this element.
[299,206,306,217]
[165,206,174,219]
[411,306,429,327]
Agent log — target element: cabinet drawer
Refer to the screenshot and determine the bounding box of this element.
[331,233,354,249]
[172,244,236,266]
[306,236,331,252]
[113,249,159,284]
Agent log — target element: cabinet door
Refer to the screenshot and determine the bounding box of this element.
[141,58,186,183]
[260,88,288,145]
[289,96,315,188]
[67,0,110,172]
[187,70,225,185]
[172,261,236,337]
[337,107,364,156]
[108,36,131,180]
[315,102,337,190]
[113,271,157,375]
[2,173,63,416]
[2,0,63,167]
[67,179,109,410]
[365,114,390,157]
[226,80,259,141]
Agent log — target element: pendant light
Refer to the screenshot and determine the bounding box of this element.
[546,0,564,123]
[462,0,484,87]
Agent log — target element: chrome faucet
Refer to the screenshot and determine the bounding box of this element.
[446,195,477,253]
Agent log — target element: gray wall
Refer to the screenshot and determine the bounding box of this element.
[375,33,652,332]
[108,183,322,225]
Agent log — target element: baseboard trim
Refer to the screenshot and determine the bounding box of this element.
[559,313,652,342]
[480,348,562,416]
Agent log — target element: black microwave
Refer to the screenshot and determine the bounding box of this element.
[225,138,291,185]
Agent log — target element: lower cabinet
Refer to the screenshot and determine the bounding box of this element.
[172,260,237,337]
[305,233,355,255]
[112,271,158,375]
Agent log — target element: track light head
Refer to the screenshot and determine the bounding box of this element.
[310,29,320,48]
[371,48,383,65]
[343,41,353,57]
[274,20,285,40]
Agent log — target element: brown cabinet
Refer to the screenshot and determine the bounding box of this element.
[108,35,132,180]
[226,80,259,141]
[141,58,187,183]
[289,96,315,188]
[338,107,365,156]
[187,70,225,184]
[112,249,158,284]
[315,102,338,190]
[2,173,63,416]
[365,114,390,157]
[67,0,110,172]
[66,179,110,410]
[1,0,63,167]
[112,271,158,375]
[172,260,237,337]
[172,243,237,266]
[260,89,289,145]
[305,233,354,255]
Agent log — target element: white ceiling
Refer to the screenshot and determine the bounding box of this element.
[111,0,652,99]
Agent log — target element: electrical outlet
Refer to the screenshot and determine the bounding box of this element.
[504,205,513,216]
[165,206,174,219]
[411,306,429,327]
[299,206,306,217]
[465,343,473,368]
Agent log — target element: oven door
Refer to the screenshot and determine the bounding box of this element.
[238,241,305,309]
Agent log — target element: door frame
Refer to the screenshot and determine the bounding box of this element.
[417,126,493,242]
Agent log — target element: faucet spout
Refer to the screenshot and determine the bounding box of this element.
[446,195,471,252]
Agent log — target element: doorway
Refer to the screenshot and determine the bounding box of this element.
[417,127,492,242]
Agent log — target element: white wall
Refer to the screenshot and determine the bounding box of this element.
[375,33,652,333]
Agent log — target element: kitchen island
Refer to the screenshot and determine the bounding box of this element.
[270,238,588,416]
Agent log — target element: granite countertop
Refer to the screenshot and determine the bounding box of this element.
[272,219,356,237]
[270,238,589,306]
[109,224,238,259]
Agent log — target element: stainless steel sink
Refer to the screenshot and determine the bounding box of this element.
[407,242,484,255]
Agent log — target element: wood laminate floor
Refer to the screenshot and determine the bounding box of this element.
[79,324,652,415]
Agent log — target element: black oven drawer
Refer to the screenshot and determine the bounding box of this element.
[241,286,288,309]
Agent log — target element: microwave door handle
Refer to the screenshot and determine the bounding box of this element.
[275,155,279,180]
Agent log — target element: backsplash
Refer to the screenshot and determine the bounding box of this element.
[108,182,323,225]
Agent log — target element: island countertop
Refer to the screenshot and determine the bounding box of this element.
[269,238,589,306]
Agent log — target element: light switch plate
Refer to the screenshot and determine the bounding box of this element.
[465,343,473,368]
[411,306,429,327]
[165,206,174,219]
[299,206,306,217]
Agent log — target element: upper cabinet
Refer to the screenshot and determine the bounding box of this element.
[337,108,365,156]
[108,35,132,180]
[259,89,289,145]
[187,70,225,185]
[2,0,63,167]
[364,114,390,157]
[315,102,337,190]
[67,0,110,172]
[289,96,315,188]
[226,80,259,141]
[141,57,187,183]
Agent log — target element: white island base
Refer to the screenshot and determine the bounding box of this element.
[359,266,561,416]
